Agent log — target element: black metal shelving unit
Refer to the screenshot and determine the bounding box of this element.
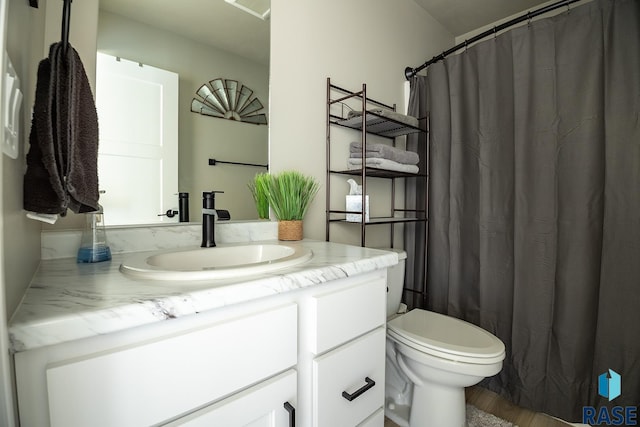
[325,78,428,248]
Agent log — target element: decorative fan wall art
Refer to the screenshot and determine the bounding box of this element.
[191,78,267,125]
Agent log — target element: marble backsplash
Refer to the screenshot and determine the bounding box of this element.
[42,220,278,260]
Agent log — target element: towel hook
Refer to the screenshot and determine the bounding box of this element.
[61,0,72,54]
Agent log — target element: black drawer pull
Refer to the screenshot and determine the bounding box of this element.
[284,401,295,427]
[341,377,376,401]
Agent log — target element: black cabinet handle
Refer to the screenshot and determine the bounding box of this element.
[284,401,295,427]
[341,377,376,401]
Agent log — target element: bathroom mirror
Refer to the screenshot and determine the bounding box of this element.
[96,0,270,226]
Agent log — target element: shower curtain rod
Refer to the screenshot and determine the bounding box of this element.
[404,0,583,79]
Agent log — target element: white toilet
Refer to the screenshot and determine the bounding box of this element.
[384,249,506,427]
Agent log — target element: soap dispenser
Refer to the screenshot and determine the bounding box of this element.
[77,205,112,263]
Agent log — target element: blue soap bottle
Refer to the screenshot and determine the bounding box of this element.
[77,205,112,263]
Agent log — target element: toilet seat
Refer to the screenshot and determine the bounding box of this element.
[387,309,505,365]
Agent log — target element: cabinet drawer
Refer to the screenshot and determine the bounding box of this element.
[312,327,385,427]
[46,304,297,427]
[309,274,386,354]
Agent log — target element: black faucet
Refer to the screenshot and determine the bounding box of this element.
[179,192,190,222]
[201,191,223,247]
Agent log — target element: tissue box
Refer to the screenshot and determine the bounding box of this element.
[346,195,370,222]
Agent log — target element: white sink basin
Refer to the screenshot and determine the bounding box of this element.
[120,243,313,281]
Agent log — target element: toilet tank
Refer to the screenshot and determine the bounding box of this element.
[383,248,407,317]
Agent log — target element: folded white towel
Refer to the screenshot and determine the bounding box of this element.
[349,142,419,165]
[347,158,419,174]
[26,211,59,224]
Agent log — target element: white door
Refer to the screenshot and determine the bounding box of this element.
[95,52,178,226]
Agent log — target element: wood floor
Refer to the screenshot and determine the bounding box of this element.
[384,386,573,427]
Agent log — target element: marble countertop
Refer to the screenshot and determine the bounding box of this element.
[9,240,398,353]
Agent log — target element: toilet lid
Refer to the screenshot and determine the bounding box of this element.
[387,309,505,362]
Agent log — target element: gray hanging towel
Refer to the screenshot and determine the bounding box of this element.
[24,42,100,215]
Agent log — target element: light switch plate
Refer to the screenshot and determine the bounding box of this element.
[3,51,22,160]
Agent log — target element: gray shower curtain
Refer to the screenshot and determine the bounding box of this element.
[412,0,640,421]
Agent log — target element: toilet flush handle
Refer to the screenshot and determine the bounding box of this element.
[341,377,376,401]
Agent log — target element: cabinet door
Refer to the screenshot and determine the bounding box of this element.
[46,304,297,427]
[164,370,297,427]
[358,408,384,427]
[312,327,385,427]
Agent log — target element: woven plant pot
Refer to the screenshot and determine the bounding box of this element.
[278,220,303,241]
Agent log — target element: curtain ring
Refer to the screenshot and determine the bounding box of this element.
[464,39,468,51]
[493,26,498,39]
[566,3,571,14]
[527,12,532,27]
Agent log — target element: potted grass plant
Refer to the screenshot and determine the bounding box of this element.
[265,170,320,241]
[248,172,270,220]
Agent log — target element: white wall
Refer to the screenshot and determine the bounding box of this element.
[269,0,453,246]
[1,0,98,424]
[3,0,98,316]
[0,0,15,422]
[3,0,44,325]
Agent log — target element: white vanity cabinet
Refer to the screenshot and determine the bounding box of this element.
[13,268,388,427]
[15,302,298,427]
[302,271,387,427]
